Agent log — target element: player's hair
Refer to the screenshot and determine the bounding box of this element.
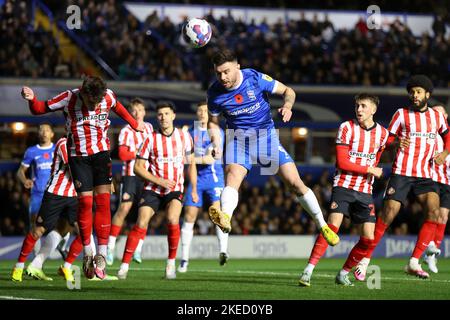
[156,101,176,113]
[197,101,207,108]
[129,98,145,110]
[38,121,53,131]
[212,50,237,66]
[406,74,433,94]
[354,93,379,107]
[81,76,107,103]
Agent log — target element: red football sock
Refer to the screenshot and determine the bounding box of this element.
[167,223,180,259]
[343,236,372,271]
[18,233,39,263]
[365,217,388,259]
[434,223,446,249]
[412,220,438,259]
[77,195,93,246]
[66,235,83,264]
[141,228,147,241]
[308,224,339,265]
[110,224,122,238]
[94,193,111,246]
[122,225,146,263]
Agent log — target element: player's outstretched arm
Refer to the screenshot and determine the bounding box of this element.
[114,101,144,132]
[21,86,49,115]
[273,82,295,122]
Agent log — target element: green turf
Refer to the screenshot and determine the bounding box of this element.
[1,258,450,300]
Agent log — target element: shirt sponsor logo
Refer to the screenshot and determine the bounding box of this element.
[76,113,107,122]
[228,102,261,116]
[409,132,436,139]
[348,151,376,160]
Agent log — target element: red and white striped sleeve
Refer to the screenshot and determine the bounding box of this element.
[47,90,73,111]
[388,109,403,136]
[58,139,69,165]
[336,121,352,145]
[184,130,193,155]
[118,126,131,147]
[138,134,153,160]
[437,110,449,135]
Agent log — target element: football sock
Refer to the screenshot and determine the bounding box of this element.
[181,222,194,261]
[298,189,327,228]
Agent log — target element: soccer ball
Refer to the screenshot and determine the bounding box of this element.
[182,18,212,48]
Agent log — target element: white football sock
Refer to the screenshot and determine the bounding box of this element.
[31,230,62,269]
[15,262,25,269]
[119,262,129,272]
[220,186,239,218]
[135,239,144,254]
[304,263,315,275]
[90,234,96,256]
[216,225,229,253]
[339,269,349,277]
[63,262,72,269]
[60,232,71,251]
[428,240,436,249]
[108,235,117,251]
[167,258,176,266]
[33,238,41,256]
[298,189,327,229]
[98,245,107,257]
[181,222,194,261]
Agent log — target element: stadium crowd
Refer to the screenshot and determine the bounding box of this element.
[0,167,441,237]
[1,0,448,87]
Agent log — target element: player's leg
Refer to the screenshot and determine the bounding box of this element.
[277,162,339,246]
[29,193,43,256]
[12,223,46,282]
[337,192,376,284]
[425,184,450,273]
[91,151,114,279]
[179,202,200,273]
[299,212,343,287]
[406,191,440,278]
[107,176,134,265]
[209,164,247,233]
[118,191,157,279]
[132,178,146,263]
[69,155,95,278]
[54,217,73,259]
[355,174,410,277]
[165,195,183,279]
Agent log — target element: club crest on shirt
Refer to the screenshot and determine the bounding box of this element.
[330,201,338,210]
[247,90,256,101]
[387,187,395,195]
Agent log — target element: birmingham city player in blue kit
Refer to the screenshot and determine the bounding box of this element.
[206,50,339,246]
[178,102,229,273]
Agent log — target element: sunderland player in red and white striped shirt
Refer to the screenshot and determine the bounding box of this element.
[106,98,153,266]
[299,93,389,287]
[421,101,450,274]
[355,75,450,280]
[21,76,145,280]
[117,101,198,280]
[11,137,78,282]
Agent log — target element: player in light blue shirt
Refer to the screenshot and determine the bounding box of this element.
[178,101,229,272]
[206,50,340,258]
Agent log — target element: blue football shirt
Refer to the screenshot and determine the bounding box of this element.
[207,68,278,130]
[21,143,55,194]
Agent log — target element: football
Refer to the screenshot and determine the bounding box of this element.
[182,18,212,48]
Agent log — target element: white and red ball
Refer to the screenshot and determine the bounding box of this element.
[182,18,212,48]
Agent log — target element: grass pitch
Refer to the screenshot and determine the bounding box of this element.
[1,258,450,300]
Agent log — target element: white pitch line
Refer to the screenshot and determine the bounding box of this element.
[126,267,450,284]
[0,295,42,300]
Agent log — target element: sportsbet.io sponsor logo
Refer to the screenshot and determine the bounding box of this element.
[409,132,436,139]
